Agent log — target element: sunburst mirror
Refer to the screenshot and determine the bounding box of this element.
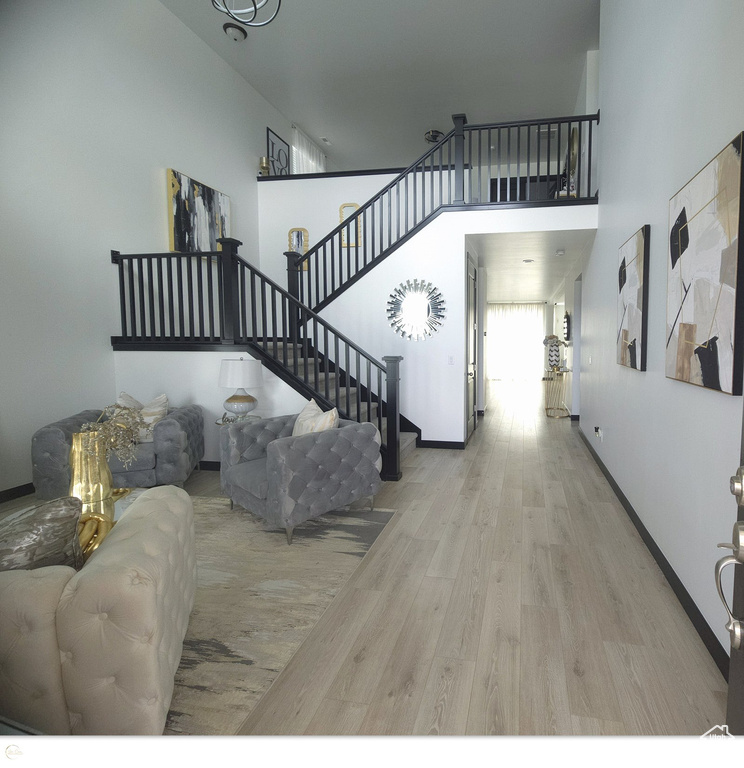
[387,279,446,341]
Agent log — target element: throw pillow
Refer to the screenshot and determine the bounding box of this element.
[116,392,168,442]
[292,399,339,436]
[0,497,85,571]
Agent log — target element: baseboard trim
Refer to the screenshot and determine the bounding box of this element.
[418,440,466,450]
[199,461,220,472]
[0,483,35,503]
[578,426,729,681]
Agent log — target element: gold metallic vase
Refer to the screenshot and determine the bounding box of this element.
[70,431,116,558]
[69,431,113,504]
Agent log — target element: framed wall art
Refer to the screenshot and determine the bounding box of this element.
[617,224,650,371]
[267,128,290,176]
[340,203,361,247]
[167,169,230,253]
[666,134,744,394]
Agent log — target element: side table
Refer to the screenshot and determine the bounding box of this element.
[544,369,570,418]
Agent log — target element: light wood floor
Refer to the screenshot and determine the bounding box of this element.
[234,380,727,736]
[2,380,727,735]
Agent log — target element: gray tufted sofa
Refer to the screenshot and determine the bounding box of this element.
[32,406,205,500]
[220,414,383,543]
[0,486,196,734]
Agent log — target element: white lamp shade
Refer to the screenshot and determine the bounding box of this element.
[219,358,263,389]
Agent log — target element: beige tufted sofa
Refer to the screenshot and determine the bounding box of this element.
[0,486,196,735]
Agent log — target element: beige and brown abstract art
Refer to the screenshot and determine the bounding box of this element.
[666,134,744,394]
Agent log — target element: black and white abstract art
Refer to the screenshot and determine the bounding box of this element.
[167,169,230,253]
[617,225,650,371]
[666,135,744,395]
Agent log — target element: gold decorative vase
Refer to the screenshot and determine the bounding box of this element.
[70,431,116,558]
[69,430,113,504]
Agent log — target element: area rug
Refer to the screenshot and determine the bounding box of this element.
[164,496,395,736]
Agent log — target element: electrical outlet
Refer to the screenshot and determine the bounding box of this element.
[447,355,455,366]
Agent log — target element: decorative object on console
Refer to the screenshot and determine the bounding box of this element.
[667,134,744,394]
[219,357,263,422]
[211,0,281,29]
[167,169,230,253]
[259,156,270,176]
[267,128,290,175]
[340,203,361,247]
[387,279,446,340]
[617,224,650,371]
[543,334,565,369]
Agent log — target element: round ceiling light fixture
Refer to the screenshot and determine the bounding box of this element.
[387,279,446,341]
[211,0,281,28]
[424,130,445,144]
[223,22,247,41]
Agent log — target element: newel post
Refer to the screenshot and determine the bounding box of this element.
[452,113,468,204]
[285,250,303,345]
[217,237,242,343]
[382,355,403,481]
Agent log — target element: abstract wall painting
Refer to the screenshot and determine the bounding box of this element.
[167,169,230,253]
[666,135,744,395]
[617,225,650,371]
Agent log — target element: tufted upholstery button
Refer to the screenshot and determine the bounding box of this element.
[98,612,108,621]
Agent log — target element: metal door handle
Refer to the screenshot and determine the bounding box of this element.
[716,553,744,650]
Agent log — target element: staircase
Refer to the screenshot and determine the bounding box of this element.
[110,111,600,480]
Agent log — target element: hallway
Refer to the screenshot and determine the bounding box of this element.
[237,380,727,735]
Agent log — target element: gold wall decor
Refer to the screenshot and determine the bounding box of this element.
[288,227,309,253]
[340,203,361,248]
[288,227,310,271]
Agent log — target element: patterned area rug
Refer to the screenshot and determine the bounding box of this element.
[164,496,394,736]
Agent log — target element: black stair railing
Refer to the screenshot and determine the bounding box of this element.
[290,111,599,312]
[110,239,403,480]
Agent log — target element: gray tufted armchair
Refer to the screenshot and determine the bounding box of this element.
[32,406,205,500]
[220,413,383,544]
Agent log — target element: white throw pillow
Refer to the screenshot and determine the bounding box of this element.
[291,399,339,436]
[116,392,168,442]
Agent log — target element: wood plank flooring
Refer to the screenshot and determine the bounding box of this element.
[235,380,727,735]
[1,380,727,735]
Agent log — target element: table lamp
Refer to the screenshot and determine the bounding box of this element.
[219,357,263,422]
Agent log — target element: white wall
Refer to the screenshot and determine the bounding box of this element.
[582,0,744,649]
[321,205,597,443]
[257,172,399,287]
[0,0,291,491]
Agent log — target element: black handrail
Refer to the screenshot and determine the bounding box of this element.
[291,111,599,312]
[110,240,403,479]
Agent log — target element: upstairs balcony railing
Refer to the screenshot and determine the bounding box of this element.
[290,111,599,311]
[110,238,403,480]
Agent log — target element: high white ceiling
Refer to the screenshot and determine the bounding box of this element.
[157,0,600,301]
[158,0,600,170]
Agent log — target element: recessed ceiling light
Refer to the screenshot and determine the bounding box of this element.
[555,249,565,256]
